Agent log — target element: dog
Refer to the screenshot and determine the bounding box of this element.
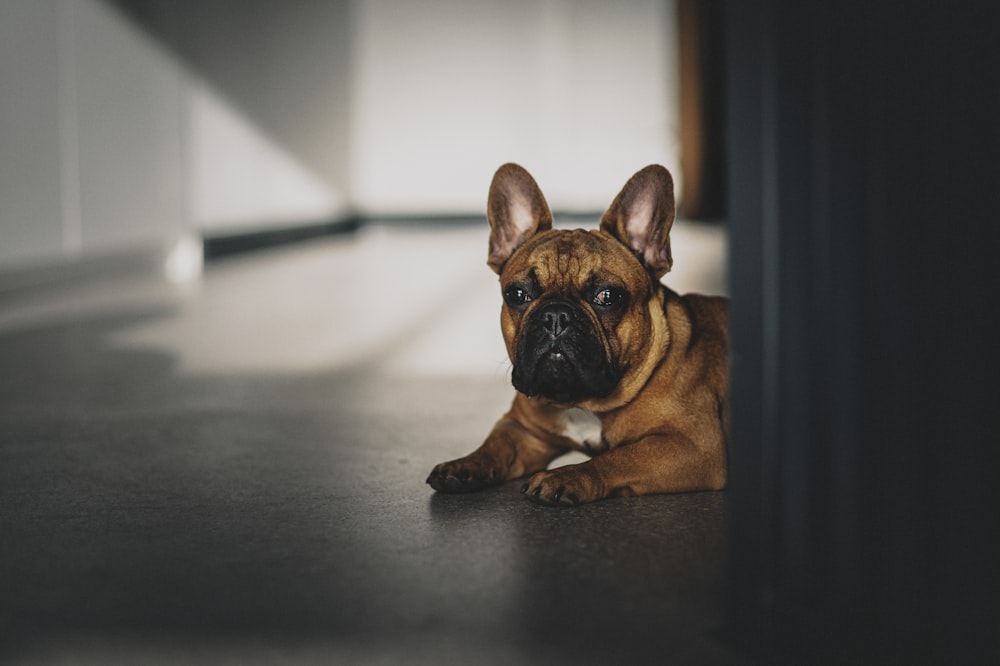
[426,163,728,505]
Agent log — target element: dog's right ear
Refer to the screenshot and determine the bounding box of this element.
[487,163,553,274]
[599,164,675,279]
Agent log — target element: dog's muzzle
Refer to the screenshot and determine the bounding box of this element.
[512,299,620,403]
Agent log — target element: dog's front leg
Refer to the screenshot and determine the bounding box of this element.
[521,431,727,505]
[426,417,566,493]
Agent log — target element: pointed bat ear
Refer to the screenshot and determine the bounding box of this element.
[599,165,676,278]
[486,163,553,274]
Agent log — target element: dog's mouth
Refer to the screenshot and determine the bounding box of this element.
[512,300,620,403]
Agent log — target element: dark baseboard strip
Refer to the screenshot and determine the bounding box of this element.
[361,213,488,228]
[201,210,609,262]
[203,216,365,260]
[0,212,717,299]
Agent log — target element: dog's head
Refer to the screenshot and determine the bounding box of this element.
[486,163,675,406]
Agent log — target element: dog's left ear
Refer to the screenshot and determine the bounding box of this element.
[600,165,675,278]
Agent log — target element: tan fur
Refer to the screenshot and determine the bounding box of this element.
[427,164,728,505]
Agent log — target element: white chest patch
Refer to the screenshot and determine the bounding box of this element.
[559,407,604,451]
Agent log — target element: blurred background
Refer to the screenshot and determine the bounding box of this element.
[0,0,728,382]
[0,0,724,275]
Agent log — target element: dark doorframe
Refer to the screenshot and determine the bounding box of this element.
[678,0,726,219]
[724,1,998,662]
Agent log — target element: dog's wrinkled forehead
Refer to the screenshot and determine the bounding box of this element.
[505,229,639,289]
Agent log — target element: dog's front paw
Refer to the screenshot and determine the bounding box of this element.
[520,465,603,506]
[426,457,503,493]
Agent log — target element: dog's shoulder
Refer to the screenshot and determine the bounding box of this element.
[671,291,728,341]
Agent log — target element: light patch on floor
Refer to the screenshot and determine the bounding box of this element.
[99,219,727,377]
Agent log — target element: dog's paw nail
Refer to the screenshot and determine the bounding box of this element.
[531,486,541,498]
[553,485,565,502]
[426,470,447,489]
[520,483,529,494]
[558,493,579,506]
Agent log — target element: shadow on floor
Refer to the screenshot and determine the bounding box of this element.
[0,225,744,664]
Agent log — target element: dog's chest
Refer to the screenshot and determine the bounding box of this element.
[558,407,607,453]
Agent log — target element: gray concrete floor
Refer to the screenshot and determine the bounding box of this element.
[0,221,749,665]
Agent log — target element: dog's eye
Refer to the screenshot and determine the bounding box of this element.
[504,285,532,307]
[593,287,625,308]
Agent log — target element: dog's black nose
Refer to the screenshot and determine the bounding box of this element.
[540,301,575,338]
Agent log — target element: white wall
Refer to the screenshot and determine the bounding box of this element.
[140,0,354,233]
[0,0,195,270]
[186,78,347,233]
[0,1,64,265]
[350,0,680,214]
[0,0,353,271]
[0,0,679,271]
[69,0,187,253]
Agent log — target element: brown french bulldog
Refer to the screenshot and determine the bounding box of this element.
[426,163,728,505]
